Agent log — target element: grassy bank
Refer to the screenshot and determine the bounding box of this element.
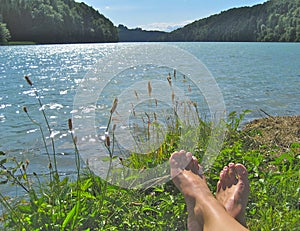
[0,76,299,230]
[1,41,36,46]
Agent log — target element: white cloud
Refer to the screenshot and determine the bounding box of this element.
[139,20,194,32]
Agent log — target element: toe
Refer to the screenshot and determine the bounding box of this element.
[228,163,238,185]
[235,164,250,191]
[185,154,196,170]
[186,151,192,159]
[217,179,222,192]
[235,163,248,180]
[170,150,192,170]
[222,166,231,188]
[185,155,203,177]
[191,156,200,173]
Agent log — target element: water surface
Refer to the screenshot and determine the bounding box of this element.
[0,42,299,193]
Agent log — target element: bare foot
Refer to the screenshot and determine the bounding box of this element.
[170,151,249,231]
[184,155,204,231]
[170,150,209,231]
[216,163,250,227]
[180,155,250,228]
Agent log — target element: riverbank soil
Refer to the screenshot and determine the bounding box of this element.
[242,115,300,153]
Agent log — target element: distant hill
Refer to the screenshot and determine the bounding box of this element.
[162,0,300,42]
[118,25,166,42]
[1,0,299,44]
[0,0,118,44]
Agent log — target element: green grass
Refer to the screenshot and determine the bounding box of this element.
[0,76,299,230]
[4,41,36,45]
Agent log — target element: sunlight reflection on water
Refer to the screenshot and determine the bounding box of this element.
[0,42,299,193]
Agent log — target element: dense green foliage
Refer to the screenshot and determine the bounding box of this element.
[118,25,167,42]
[0,16,10,44]
[162,0,300,42]
[0,0,118,44]
[1,0,299,43]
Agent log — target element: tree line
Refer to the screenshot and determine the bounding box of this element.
[118,24,167,42]
[1,0,300,44]
[0,0,118,44]
[161,0,300,42]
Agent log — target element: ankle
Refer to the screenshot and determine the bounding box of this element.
[194,194,216,217]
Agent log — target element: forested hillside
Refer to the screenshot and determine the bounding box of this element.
[162,0,300,42]
[0,0,118,44]
[1,0,299,43]
[118,25,166,42]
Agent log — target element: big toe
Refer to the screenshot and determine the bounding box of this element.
[235,164,248,181]
[235,164,250,192]
[170,150,192,177]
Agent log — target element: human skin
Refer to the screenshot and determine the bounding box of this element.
[170,150,249,231]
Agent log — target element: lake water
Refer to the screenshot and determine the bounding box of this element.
[0,42,299,195]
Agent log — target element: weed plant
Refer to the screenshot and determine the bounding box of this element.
[0,76,299,230]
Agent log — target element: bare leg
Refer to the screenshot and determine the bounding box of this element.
[170,150,249,231]
[185,155,204,231]
[187,157,250,227]
[216,163,250,227]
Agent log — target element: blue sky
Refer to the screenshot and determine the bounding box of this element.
[79,0,267,31]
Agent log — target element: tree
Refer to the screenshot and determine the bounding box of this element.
[0,14,11,44]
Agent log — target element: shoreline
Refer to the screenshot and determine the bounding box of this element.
[242,115,300,153]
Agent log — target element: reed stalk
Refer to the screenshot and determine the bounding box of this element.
[24,76,59,182]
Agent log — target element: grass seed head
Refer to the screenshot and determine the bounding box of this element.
[24,76,33,86]
[110,98,118,114]
[21,164,26,171]
[148,81,152,97]
[167,75,172,87]
[134,90,139,100]
[68,118,73,131]
[23,106,28,113]
[105,134,110,147]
